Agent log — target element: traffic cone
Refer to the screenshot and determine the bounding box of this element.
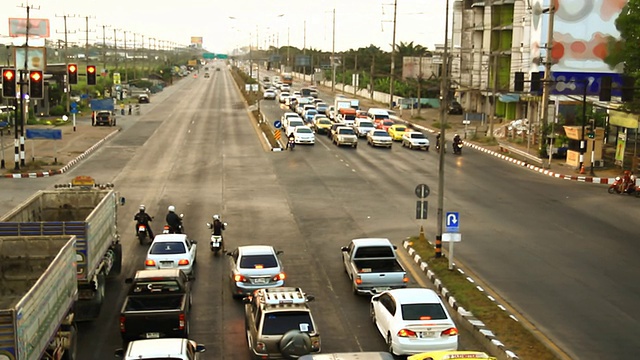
[580,164,585,174]
[418,226,426,242]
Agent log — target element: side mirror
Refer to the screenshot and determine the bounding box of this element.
[341,246,348,252]
[225,252,233,256]
[124,277,134,284]
[206,223,211,227]
[195,344,206,353]
[191,240,197,244]
[306,295,315,302]
[179,213,184,218]
[242,296,252,304]
[276,250,283,255]
[119,197,126,206]
[393,245,398,250]
[223,222,228,227]
[114,349,124,358]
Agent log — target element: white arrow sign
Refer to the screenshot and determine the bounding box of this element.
[445,212,459,232]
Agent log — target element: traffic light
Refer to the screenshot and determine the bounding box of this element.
[530,72,541,93]
[621,75,635,102]
[67,64,78,85]
[599,76,612,102]
[514,72,524,92]
[2,68,17,98]
[87,65,96,85]
[29,70,44,99]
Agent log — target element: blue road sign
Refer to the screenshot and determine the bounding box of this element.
[70,108,78,114]
[0,121,8,128]
[70,102,77,108]
[274,120,282,129]
[445,212,459,232]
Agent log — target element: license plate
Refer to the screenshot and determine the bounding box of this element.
[212,242,221,247]
[146,332,160,338]
[418,331,435,338]
[373,287,391,293]
[253,278,267,284]
[160,261,174,267]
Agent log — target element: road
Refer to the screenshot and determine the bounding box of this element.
[1,63,638,360]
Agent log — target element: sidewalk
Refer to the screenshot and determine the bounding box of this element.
[0,121,119,178]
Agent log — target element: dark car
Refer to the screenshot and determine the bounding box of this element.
[448,101,463,115]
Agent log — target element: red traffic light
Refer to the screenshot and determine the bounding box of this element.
[2,68,15,81]
[29,70,43,82]
[87,65,96,74]
[68,64,77,73]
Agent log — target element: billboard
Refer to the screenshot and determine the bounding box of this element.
[295,55,311,67]
[14,47,46,71]
[402,56,440,80]
[529,0,627,95]
[9,18,50,37]
[191,36,203,45]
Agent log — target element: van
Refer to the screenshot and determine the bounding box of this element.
[367,108,390,127]
[337,108,357,126]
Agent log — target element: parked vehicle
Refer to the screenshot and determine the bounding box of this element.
[0,235,78,359]
[341,238,408,295]
[0,175,123,321]
[371,288,458,355]
[120,269,192,346]
[244,287,320,358]
[95,110,116,126]
[115,338,205,360]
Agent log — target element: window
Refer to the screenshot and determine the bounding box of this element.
[240,254,278,269]
[150,242,186,255]
[130,280,182,294]
[401,303,448,321]
[353,246,394,259]
[261,311,314,335]
[379,294,396,315]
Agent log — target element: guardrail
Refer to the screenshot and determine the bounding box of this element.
[497,141,547,168]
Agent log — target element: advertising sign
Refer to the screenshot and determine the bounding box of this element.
[113,72,121,85]
[615,130,627,164]
[14,47,46,71]
[295,55,311,67]
[190,36,203,45]
[9,18,50,37]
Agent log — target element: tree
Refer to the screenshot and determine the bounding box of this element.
[608,0,640,110]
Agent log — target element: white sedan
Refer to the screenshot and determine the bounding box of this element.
[293,125,316,145]
[263,89,277,100]
[145,234,198,278]
[370,288,458,356]
[401,132,430,151]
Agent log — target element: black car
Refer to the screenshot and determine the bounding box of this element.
[448,101,463,115]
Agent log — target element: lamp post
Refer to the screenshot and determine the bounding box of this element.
[389,0,398,109]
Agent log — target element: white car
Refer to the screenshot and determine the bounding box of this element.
[401,132,430,151]
[145,234,198,277]
[293,126,316,145]
[354,119,376,137]
[366,129,393,148]
[278,91,291,103]
[370,288,458,356]
[115,338,205,360]
[227,245,285,298]
[285,118,305,136]
[263,89,276,100]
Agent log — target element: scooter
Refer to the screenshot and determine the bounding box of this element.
[206,222,228,255]
[162,214,185,234]
[608,176,640,197]
[453,141,463,155]
[288,138,296,151]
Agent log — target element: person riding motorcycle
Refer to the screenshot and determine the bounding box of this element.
[287,133,295,150]
[622,170,636,193]
[165,205,183,234]
[134,205,154,239]
[453,133,462,145]
[208,214,226,236]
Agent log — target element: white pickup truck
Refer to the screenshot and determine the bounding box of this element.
[341,238,409,295]
[115,338,205,360]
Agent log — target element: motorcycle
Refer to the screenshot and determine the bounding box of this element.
[163,213,185,234]
[287,138,296,151]
[206,221,228,255]
[453,141,463,155]
[608,176,640,197]
[136,223,149,245]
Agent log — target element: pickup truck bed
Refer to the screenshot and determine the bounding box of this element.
[120,294,190,344]
[353,259,404,273]
[124,295,184,312]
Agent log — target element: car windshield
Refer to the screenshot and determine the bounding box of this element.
[374,131,390,137]
[395,127,406,132]
[411,133,425,139]
[240,254,278,269]
[338,128,355,135]
[290,121,304,127]
[360,122,374,127]
[307,110,317,115]
[297,128,313,134]
[401,303,448,321]
[262,311,314,335]
[150,242,186,255]
[383,120,394,126]
[319,119,331,124]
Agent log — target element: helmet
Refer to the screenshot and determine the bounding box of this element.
[168,205,175,212]
[213,214,220,220]
[454,133,459,137]
[139,205,145,211]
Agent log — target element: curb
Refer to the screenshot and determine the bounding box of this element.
[402,240,520,360]
[2,128,121,179]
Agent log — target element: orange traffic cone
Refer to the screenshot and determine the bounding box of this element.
[580,164,585,174]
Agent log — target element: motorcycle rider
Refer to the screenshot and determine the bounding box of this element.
[622,170,636,193]
[453,133,462,153]
[287,133,295,150]
[165,205,183,234]
[134,205,154,240]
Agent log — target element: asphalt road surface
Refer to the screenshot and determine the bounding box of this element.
[1,63,639,360]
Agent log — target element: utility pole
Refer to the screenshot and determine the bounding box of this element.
[540,4,555,162]
[331,8,336,93]
[55,13,76,115]
[123,31,128,83]
[113,28,119,71]
[436,0,451,259]
[133,33,137,81]
[489,53,498,139]
[101,24,110,73]
[389,0,398,109]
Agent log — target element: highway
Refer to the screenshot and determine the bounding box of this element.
[1,63,639,359]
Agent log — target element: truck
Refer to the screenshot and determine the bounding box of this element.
[90,98,116,126]
[119,269,192,346]
[0,175,123,321]
[334,97,359,113]
[281,73,293,86]
[341,238,409,295]
[0,235,79,360]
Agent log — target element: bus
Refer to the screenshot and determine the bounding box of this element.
[281,73,293,85]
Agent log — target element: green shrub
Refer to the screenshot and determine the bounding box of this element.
[50,105,67,116]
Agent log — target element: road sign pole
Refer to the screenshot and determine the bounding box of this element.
[73,112,76,132]
[449,232,454,270]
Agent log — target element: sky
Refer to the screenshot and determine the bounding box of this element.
[1,0,449,54]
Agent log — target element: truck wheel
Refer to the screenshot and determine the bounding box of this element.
[110,243,122,276]
[279,330,312,359]
[61,323,78,360]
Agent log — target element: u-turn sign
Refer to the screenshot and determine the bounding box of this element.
[445,212,459,232]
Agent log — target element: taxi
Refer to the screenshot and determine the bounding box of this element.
[407,350,496,360]
[387,124,409,141]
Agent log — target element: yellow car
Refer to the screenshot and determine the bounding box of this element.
[313,117,333,134]
[387,124,409,141]
[407,351,496,360]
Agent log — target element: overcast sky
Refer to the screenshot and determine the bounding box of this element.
[1,0,448,53]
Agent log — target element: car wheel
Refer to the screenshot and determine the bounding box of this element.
[401,141,405,147]
[279,330,312,359]
[409,144,413,150]
[353,143,357,148]
[426,146,430,151]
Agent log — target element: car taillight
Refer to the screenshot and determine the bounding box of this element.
[178,259,190,266]
[119,316,125,332]
[145,259,156,266]
[355,276,362,285]
[255,342,266,352]
[234,274,248,282]
[397,329,417,337]
[442,327,459,336]
[311,336,321,350]
[402,276,409,283]
[179,313,185,330]
[272,273,286,281]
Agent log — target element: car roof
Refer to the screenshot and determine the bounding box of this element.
[387,288,440,304]
[134,269,183,279]
[352,238,392,247]
[300,353,395,360]
[127,338,187,357]
[151,234,188,242]
[296,126,312,131]
[239,245,276,255]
